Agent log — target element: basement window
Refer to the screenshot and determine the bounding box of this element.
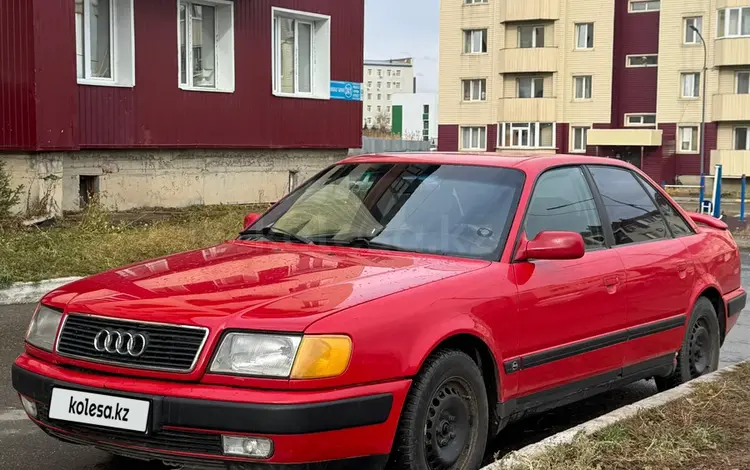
[79,175,100,208]
[272,7,332,100]
[178,0,235,93]
[75,0,135,87]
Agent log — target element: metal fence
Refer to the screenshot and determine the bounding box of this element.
[348,137,432,156]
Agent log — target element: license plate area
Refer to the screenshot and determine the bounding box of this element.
[48,388,151,433]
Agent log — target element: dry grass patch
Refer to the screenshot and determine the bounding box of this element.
[506,363,750,470]
[0,203,270,288]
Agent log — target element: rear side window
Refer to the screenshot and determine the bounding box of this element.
[524,166,606,249]
[633,174,694,237]
[588,166,670,245]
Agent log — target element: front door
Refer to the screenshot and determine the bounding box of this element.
[509,166,628,400]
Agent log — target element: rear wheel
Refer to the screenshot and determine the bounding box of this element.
[655,297,721,392]
[388,350,489,470]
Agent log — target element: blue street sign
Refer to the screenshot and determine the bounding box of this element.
[330,81,362,101]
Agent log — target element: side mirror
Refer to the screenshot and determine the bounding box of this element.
[243,213,261,230]
[515,231,585,262]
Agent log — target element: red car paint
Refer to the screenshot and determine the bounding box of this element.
[12,153,745,468]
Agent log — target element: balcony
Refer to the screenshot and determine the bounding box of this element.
[711,150,750,176]
[713,93,750,121]
[587,129,663,147]
[499,0,560,22]
[715,38,750,67]
[498,48,558,74]
[497,98,556,122]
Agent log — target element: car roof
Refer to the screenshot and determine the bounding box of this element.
[339,152,636,174]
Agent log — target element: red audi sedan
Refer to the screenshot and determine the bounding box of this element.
[12,153,745,470]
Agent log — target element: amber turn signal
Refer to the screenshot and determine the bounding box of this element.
[290,335,352,379]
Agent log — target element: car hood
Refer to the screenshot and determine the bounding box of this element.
[44,241,490,332]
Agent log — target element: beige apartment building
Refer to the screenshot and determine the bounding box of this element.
[363,59,416,130]
[438,0,750,183]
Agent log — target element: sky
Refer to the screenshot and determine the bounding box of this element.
[364,0,440,93]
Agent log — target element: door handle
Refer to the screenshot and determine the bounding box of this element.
[602,275,619,288]
[677,262,689,279]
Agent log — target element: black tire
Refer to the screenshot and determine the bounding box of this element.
[388,350,489,470]
[655,297,721,392]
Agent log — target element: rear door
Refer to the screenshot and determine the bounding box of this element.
[510,166,628,400]
[586,166,694,370]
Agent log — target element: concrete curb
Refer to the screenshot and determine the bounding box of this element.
[0,277,82,306]
[484,362,747,470]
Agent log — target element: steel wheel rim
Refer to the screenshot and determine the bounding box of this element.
[689,319,713,378]
[424,377,476,470]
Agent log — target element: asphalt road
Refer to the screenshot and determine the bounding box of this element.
[2,254,750,469]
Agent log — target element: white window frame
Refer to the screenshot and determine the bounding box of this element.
[395,82,402,89]
[684,17,703,44]
[460,126,487,151]
[574,75,592,100]
[626,54,658,67]
[681,72,701,98]
[462,79,487,102]
[734,126,750,150]
[465,0,488,4]
[717,7,750,38]
[498,122,556,149]
[76,0,135,87]
[518,25,545,48]
[677,125,699,153]
[737,71,750,94]
[387,82,392,89]
[575,23,594,49]
[517,77,544,98]
[624,114,657,127]
[629,0,660,13]
[464,29,488,54]
[178,0,235,93]
[395,70,402,77]
[571,126,590,153]
[271,7,331,100]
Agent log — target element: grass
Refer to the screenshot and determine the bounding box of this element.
[0,203,270,289]
[504,362,750,470]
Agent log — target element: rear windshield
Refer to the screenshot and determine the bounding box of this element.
[244,163,525,260]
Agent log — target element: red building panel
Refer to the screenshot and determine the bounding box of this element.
[438,125,459,152]
[486,124,497,152]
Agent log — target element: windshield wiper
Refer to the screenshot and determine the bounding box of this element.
[239,226,314,245]
[331,236,406,252]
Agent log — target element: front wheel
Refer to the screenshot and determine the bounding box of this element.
[388,350,489,470]
[655,297,721,392]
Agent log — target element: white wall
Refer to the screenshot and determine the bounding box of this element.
[392,93,438,143]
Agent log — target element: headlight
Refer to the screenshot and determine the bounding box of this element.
[25,304,63,352]
[210,333,352,379]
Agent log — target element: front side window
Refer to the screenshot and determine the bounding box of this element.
[462,79,487,101]
[626,55,658,67]
[575,23,594,49]
[718,7,750,38]
[574,75,592,100]
[244,163,525,260]
[681,72,700,98]
[735,127,750,150]
[272,8,331,98]
[461,127,487,150]
[588,166,670,245]
[75,0,134,86]
[181,0,235,92]
[464,29,488,53]
[524,167,605,248]
[499,122,555,148]
[518,77,544,98]
[519,26,545,48]
[685,17,703,44]
[679,125,699,152]
[572,126,589,153]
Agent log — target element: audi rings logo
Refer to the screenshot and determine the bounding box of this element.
[93,329,148,357]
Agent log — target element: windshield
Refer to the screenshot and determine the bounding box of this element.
[241,163,525,260]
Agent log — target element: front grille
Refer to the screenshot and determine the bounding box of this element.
[56,314,208,372]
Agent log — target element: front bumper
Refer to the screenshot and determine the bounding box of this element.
[12,354,411,469]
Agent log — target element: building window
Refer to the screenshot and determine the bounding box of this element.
[272,7,331,99]
[572,126,589,153]
[461,127,487,150]
[718,7,750,38]
[377,81,382,89]
[684,17,703,44]
[678,126,699,153]
[518,77,544,98]
[464,29,488,54]
[377,93,382,100]
[629,0,660,12]
[575,23,594,49]
[387,93,392,100]
[681,72,700,98]
[366,117,372,125]
[386,106,391,113]
[626,55,658,67]
[378,69,382,77]
[462,79,487,101]
[387,82,392,89]
[367,69,372,76]
[179,0,235,92]
[574,75,592,100]
[735,127,750,150]
[387,70,392,77]
[519,25,545,48]
[395,82,402,89]
[737,72,750,94]
[377,105,381,112]
[499,122,555,148]
[396,70,402,77]
[465,0,488,4]
[367,105,371,112]
[423,105,430,141]
[625,114,657,127]
[75,0,135,86]
[367,81,372,88]
[367,93,372,100]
